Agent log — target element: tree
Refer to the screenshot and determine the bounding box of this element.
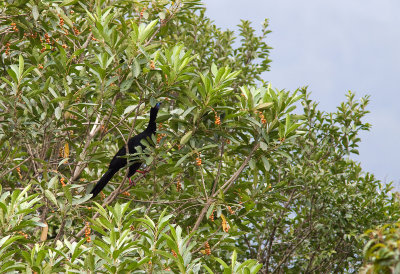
[360,220,400,273]
[0,0,398,273]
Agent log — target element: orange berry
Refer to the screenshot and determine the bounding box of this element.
[16,167,22,179]
[58,15,64,26]
[205,242,211,255]
[84,221,91,242]
[209,210,214,221]
[258,112,267,124]
[73,26,80,35]
[215,115,221,125]
[140,7,146,17]
[149,60,155,70]
[196,157,202,166]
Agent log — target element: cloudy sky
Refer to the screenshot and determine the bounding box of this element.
[203,0,400,187]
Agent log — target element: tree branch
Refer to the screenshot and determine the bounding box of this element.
[213,142,260,197]
[0,156,32,178]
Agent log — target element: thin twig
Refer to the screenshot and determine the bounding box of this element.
[214,142,260,197]
[264,190,296,272]
[0,156,32,177]
[211,141,225,195]
[272,228,313,273]
[198,166,208,200]
[189,142,260,238]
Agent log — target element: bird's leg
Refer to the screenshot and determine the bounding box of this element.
[129,178,136,186]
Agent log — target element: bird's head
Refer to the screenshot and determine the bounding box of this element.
[149,102,161,123]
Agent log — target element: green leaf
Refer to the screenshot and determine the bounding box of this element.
[18,55,24,80]
[206,203,215,219]
[261,156,270,172]
[55,106,62,120]
[254,102,273,110]
[180,130,193,145]
[139,19,158,42]
[214,256,229,268]
[72,194,92,205]
[203,265,215,274]
[158,11,166,20]
[32,5,39,21]
[44,190,58,207]
[60,0,79,6]
[132,58,141,78]
[260,142,268,151]
[231,250,237,269]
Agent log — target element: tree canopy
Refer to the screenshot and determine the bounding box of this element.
[0,0,398,273]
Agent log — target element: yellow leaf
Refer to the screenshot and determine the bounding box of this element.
[221,213,230,233]
[63,143,69,159]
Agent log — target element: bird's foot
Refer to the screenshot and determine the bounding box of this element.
[129,178,136,186]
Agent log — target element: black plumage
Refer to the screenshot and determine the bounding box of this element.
[90,103,160,198]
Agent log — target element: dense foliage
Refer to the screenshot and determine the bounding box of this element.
[360,222,400,273]
[1,0,398,273]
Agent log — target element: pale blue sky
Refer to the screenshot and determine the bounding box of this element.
[203,0,400,186]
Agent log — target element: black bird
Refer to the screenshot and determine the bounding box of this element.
[90,103,161,198]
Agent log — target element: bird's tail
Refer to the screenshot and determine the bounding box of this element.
[90,169,118,198]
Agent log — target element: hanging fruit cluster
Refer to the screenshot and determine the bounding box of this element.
[257,111,267,124]
[204,242,211,255]
[84,221,91,243]
[16,167,22,179]
[176,178,181,191]
[195,152,202,166]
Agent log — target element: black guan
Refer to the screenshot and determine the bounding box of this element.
[90,103,160,198]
